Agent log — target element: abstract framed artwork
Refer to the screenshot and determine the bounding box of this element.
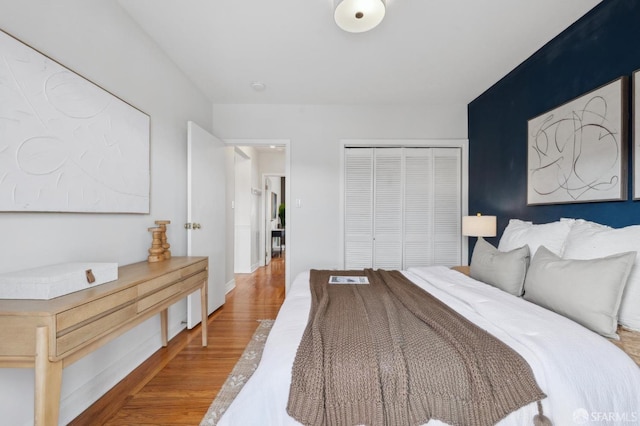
[527,76,628,205]
[0,29,150,213]
[634,70,640,200]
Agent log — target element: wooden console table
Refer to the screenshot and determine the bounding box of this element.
[0,256,208,426]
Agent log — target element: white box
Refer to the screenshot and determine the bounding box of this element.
[0,263,119,300]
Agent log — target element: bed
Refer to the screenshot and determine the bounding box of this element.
[218,218,640,426]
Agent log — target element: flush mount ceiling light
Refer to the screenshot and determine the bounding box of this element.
[334,0,386,33]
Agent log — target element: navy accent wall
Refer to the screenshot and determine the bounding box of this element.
[468,0,640,249]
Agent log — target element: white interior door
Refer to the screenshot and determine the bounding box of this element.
[187,121,226,329]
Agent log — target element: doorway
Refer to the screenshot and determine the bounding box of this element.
[227,140,290,290]
[264,174,285,264]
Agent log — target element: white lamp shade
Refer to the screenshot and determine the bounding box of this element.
[462,215,497,237]
[334,0,386,33]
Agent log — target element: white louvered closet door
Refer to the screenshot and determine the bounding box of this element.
[432,148,461,266]
[344,148,374,269]
[373,148,403,269]
[344,146,461,269]
[403,148,433,268]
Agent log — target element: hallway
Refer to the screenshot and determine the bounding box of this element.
[71,257,286,425]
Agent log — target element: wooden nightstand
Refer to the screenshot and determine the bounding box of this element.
[451,265,470,276]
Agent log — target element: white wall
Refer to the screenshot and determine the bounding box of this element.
[224,147,236,291]
[249,150,262,269]
[213,104,468,287]
[233,147,286,272]
[0,1,212,424]
[260,151,286,177]
[260,151,286,231]
[267,176,283,230]
[233,147,253,273]
[261,153,285,262]
[264,175,282,261]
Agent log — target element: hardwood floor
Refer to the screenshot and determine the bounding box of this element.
[70,257,285,425]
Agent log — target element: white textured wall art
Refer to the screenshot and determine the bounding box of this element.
[0,30,150,213]
[527,77,627,205]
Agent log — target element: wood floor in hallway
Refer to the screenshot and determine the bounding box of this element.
[70,256,286,425]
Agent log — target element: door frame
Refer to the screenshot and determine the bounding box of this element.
[262,172,286,265]
[226,139,291,291]
[338,139,470,268]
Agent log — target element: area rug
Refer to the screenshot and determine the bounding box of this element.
[200,319,275,425]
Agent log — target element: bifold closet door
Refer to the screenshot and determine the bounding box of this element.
[432,148,461,266]
[403,148,432,268]
[403,147,461,268]
[344,148,374,269]
[373,148,403,269]
[344,148,403,270]
[344,146,461,269]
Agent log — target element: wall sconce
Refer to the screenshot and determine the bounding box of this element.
[334,0,386,33]
[462,213,497,240]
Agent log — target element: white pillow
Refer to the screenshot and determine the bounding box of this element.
[564,220,640,331]
[469,237,530,296]
[498,218,574,257]
[565,218,611,232]
[523,246,636,338]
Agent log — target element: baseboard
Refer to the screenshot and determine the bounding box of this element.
[58,318,184,425]
[225,278,236,294]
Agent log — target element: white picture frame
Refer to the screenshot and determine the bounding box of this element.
[527,76,628,205]
[0,29,150,213]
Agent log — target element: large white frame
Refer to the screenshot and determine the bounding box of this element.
[0,29,150,213]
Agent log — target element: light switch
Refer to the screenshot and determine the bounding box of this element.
[296,199,302,208]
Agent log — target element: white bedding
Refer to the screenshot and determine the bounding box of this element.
[218,266,640,426]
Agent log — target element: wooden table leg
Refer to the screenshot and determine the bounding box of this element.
[160,310,168,347]
[35,326,62,426]
[200,280,208,347]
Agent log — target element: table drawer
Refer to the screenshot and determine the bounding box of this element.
[137,271,207,313]
[179,260,207,278]
[136,260,206,297]
[137,270,182,297]
[56,287,137,333]
[137,285,180,313]
[56,303,137,356]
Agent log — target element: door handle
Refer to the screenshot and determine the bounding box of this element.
[185,222,202,230]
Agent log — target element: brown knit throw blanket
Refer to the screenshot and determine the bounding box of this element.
[287,269,548,426]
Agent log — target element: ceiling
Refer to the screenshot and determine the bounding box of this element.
[118,0,601,106]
